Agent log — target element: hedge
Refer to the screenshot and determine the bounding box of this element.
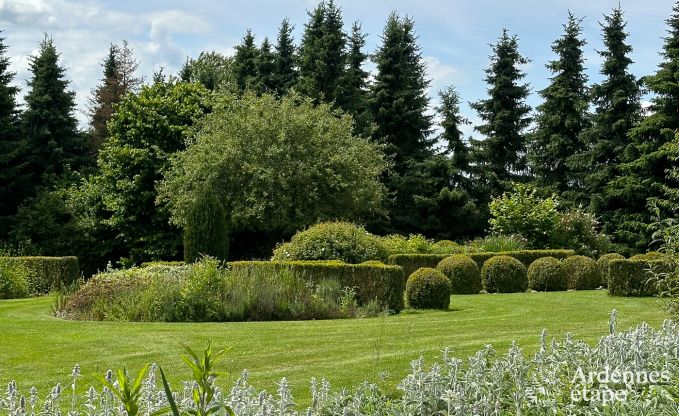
[0,256,80,295]
[228,260,405,312]
[388,250,575,278]
[608,258,675,297]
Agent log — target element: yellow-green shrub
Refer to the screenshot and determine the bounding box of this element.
[436,255,481,294]
[406,268,451,309]
[481,255,528,293]
[527,257,567,292]
[563,255,601,290]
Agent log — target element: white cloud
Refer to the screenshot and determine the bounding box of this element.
[424,55,463,93]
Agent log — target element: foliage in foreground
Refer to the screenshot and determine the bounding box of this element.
[2,315,679,415]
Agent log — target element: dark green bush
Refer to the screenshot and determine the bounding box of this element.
[0,256,80,295]
[563,255,601,290]
[388,249,575,277]
[273,222,388,263]
[608,258,675,296]
[527,257,567,292]
[183,192,229,262]
[481,255,528,293]
[0,257,29,299]
[436,255,481,294]
[597,253,625,284]
[406,268,451,309]
[229,260,405,312]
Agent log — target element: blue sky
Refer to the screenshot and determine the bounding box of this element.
[0,0,675,137]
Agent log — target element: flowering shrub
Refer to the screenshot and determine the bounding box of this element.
[2,314,679,415]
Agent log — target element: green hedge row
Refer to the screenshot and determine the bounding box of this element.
[607,258,675,297]
[228,260,405,312]
[0,256,80,295]
[388,250,576,278]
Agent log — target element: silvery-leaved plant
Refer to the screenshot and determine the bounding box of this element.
[2,315,679,415]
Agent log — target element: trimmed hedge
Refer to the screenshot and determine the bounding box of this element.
[596,253,625,285]
[406,268,451,309]
[481,255,528,293]
[563,255,601,290]
[608,258,675,297]
[527,257,567,292]
[436,255,481,294]
[388,249,575,278]
[228,260,405,312]
[0,256,80,295]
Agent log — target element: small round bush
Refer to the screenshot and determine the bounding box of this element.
[563,255,601,290]
[596,253,625,283]
[406,268,451,309]
[436,255,481,294]
[481,255,528,293]
[432,240,461,254]
[527,257,567,292]
[630,251,664,261]
[272,222,388,263]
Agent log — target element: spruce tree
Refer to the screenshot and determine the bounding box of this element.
[255,37,276,94]
[609,2,679,251]
[570,7,641,249]
[370,12,433,168]
[232,29,259,91]
[273,18,297,94]
[0,32,22,237]
[179,51,231,91]
[438,86,470,186]
[529,13,589,196]
[21,36,86,192]
[336,22,370,136]
[297,0,346,103]
[471,29,532,197]
[88,44,125,154]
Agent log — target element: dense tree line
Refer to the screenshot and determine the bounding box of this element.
[1,1,679,274]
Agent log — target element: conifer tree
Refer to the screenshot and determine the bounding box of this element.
[609,2,679,251]
[255,37,276,94]
[471,29,532,197]
[0,32,22,237]
[21,36,86,192]
[529,13,589,196]
[438,85,470,182]
[273,18,297,94]
[297,0,346,103]
[232,29,259,91]
[336,22,370,136]
[179,51,231,91]
[88,44,124,154]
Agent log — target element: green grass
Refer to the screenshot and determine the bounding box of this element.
[0,291,669,402]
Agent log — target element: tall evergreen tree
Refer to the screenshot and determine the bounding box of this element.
[20,36,87,194]
[179,51,231,91]
[529,13,589,196]
[117,40,142,92]
[255,37,276,94]
[297,0,346,103]
[336,22,370,136]
[609,2,679,251]
[88,44,124,154]
[273,18,297,94]
[370,12,433,168]
[232,29,259,91]
[438,86,470,186]
[570,7,642,249]
[471,29,532,197]
[0,32,23,237]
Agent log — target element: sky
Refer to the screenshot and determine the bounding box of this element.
[0,0,675,138]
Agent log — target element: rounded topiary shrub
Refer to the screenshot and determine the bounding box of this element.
[630,251,664,261]
[272,222,388,263]
[563,255,601,290]
[481,255,528,293]
[527,257,567,292]
[596,253,624,285]
[406,268,451,309]
[436,254,481,294]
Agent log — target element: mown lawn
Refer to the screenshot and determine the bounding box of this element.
[0,291,669,402]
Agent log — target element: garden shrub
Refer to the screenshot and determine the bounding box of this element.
[527,257,567,292]
[0,256,80,295]
[630,251,664,261]
[596,253,625,284]
[608,258,675,297]
[562,255,601,290]
[140,261,185,267]
[436,254,481,294]
[229,260,405,312]
[481,255,528,293]
[183,192,229,262]
[380,235,462,255]
[467,234,527,252]
[0,257,29,299]
[388,249,574,277]
[550,209,611,257]
[272,222,388,263]
[405,268,451,309]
